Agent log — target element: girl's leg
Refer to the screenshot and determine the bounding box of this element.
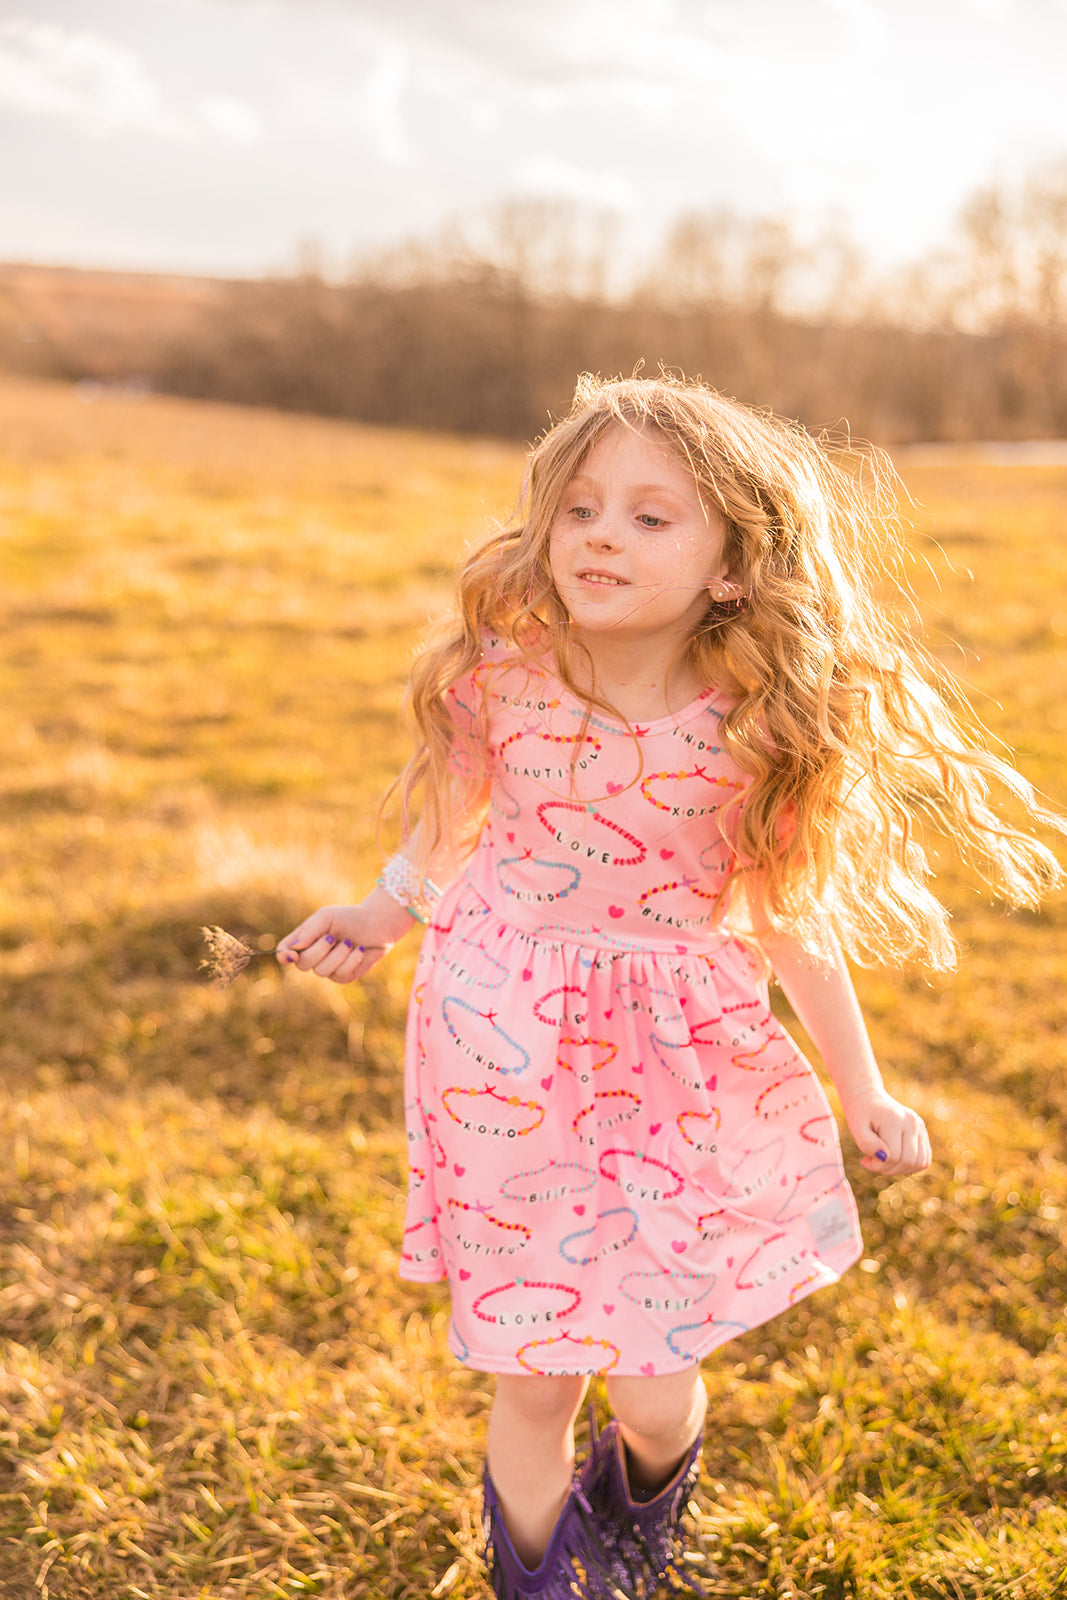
[486,1373,589,1569]
[604,1366,706,1494]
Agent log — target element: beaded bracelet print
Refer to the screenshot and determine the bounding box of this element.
[377,852,443,925]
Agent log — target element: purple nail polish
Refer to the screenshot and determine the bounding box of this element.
[875,1149,888,1162]
[343,938,354,948]
[324,934,335,944]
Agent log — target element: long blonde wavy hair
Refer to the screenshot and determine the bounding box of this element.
[396,372,1063,969]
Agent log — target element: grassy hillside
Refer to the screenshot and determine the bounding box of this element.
[0,375,1064,1599]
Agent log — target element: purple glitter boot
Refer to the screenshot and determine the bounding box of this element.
[482,1459,640,1600]
[585,1411,710,1597]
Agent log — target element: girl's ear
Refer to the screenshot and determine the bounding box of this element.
[705,578,746,603]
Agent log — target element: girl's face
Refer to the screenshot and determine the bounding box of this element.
[548,425,728,649]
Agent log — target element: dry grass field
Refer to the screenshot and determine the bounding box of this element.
[0,373,1064,1600]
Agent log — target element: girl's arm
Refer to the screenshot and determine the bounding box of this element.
[276,779,490,984]
[756,927,932,1178]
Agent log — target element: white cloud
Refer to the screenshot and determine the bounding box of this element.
[0,17,261,143]
[958,0,1017,16]
[195,93,262,145]
[0,17,185,137]
[513,157,639,213]
[820,0,892,54]
[365,42,411,163]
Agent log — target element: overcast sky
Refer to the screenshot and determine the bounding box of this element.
[1,0,1066,281]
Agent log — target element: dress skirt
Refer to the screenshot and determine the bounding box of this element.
[399,880,863,1377]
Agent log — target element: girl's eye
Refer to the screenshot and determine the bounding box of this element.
[571,505,595,520]
[637,514,668,528]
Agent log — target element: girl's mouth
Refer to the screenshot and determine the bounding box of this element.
[577,570,627,586]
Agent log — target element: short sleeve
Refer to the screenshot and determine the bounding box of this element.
[443,632,514,782]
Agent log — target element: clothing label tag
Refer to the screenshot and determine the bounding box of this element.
[807,1196,854,1251]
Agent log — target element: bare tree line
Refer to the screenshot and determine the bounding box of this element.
[3,165,1066,442]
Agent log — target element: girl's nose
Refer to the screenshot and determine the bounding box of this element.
[587,517,621,549]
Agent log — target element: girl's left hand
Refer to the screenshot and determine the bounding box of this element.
[842,1089,932,1176]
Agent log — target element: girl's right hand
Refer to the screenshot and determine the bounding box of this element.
[275,890,415,983]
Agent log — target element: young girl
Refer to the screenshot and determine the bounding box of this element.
[276,375,1062,1599]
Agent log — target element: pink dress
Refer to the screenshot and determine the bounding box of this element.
[399,637,862,1376]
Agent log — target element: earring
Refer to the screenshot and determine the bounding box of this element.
[707,580,740,600]
[706,580,749,611]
